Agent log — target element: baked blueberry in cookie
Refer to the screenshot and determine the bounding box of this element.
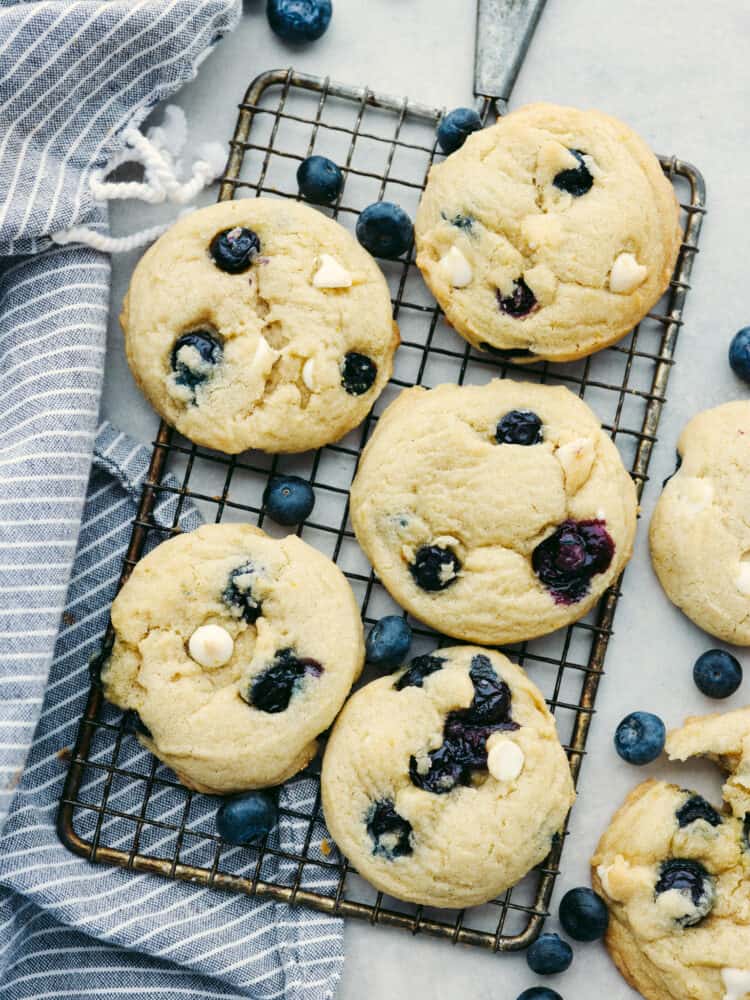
[366,799,413,859]
[532,519,615,604]
[101,524,363,793]
[341,351,377,395]
[322,646,574,907]
[170,330,223,396]
[247,648,324,714]
[552,148,594,196]
[496,278,538,319]
[209,226,261,273]
[351,380,636,644]
[676,794,722,828]
[654,859,715,926]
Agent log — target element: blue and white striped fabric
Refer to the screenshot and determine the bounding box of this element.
[0,2,344,998]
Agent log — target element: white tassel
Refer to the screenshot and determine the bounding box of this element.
[52,106,226,253]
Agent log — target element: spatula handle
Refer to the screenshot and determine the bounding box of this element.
[474,0,547,113]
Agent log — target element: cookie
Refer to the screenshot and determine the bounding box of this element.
[121,198,399,454]
[321,645,574,907]
[649,401,750,645]
[101,524,364,794]
[415,103,682,363]
[350,379,637,644]
[592,708,750,1000]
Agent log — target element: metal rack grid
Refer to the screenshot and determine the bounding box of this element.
[58,68,707,953]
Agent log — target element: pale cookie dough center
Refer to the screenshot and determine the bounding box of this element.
[188,624,234,668]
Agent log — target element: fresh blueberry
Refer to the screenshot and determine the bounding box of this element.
[676,794,722,828]
[553,149,594,197]
[409,654,518,794]
[532,519,615,604]
[479,343,537,360]
[517,989,563,1000]
[559,887,609,941]
[409,544,461,592]
[216,790,277,844]
[297,155,343,204]
[614,711,666,765]
[496,410,543,446]
[209,227,261,273]
[394,652,445,691]
[263,475,315,526]
[728,327,750,382]
[654,858,715,926]
[223,562,262,624]
[437,107,483,154]
[366,799,413,858]
[497,278,538,319]
[366,615,412,669]
[170,331,223,394]
[247,648,323,713]
[341,351,377,395]
[266,0,331,42]
[526,933,573,976]
[356,201,413,259]
[693,649,743,699]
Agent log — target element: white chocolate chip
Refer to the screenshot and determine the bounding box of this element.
[596,864,613,897]
[302,358,316,390]
[556,437,596,493]
[722,967,750,1000]
[487,740,524,782]
[312,253,352,288]
[675,476,714,514]
[188,624,234,668]
[438,246,473,287]
[251,336,280,376]
[737,562,750,596]
[438,561,458,585]
[609,252,648,294]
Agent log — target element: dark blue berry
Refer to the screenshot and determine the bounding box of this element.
[223,563,262,624]
[217,790,277,844]
[559,886,609,941]
[553,149,594,197]
[517,989,563,1000]
[479,343,537,360]
[209,227,260,273]
[532,519,615,604]
[170,331,223,394]
[693,649,743,699]
[341,351,377,395]
[442,211,475,232]
[356,202,413,259]
[366,799,413,859]
[614,711,666,765]
[247,648,323,713]
[437,107,483,154]
[266,0,331,41]
[409,654,518,794]
[394,653,445,691]
[676,794,722,828]
[654,859,715,926]
[526,933,573,976]
[496,410,543,446]
[263,475,315,526]
[497,279,538,319]
[409,545,460,592]
[728,327,750,382]
[297,155,343,204]
[366,615,412,670]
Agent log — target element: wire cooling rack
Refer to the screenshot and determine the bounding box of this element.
[58,68,707,953]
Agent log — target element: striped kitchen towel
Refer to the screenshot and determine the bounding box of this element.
[0,3,345,998]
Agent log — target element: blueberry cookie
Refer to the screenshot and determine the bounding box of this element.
[101,524,364,793]
[415,103,682,363]
[593,708,750,1000]
[350,380,637,644]
[121,198,399,454]
[321,646,574,907]
[649,401,750,645]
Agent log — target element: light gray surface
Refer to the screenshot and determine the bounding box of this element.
[103,2,750,997]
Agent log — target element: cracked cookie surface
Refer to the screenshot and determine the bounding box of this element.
[649,401,750,645]
[321,645,574,907]
[350,380,637,644]
[101,524,364,793]
[593,709,750,1000]
[122,198,399,454]
[415,103,681,363]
